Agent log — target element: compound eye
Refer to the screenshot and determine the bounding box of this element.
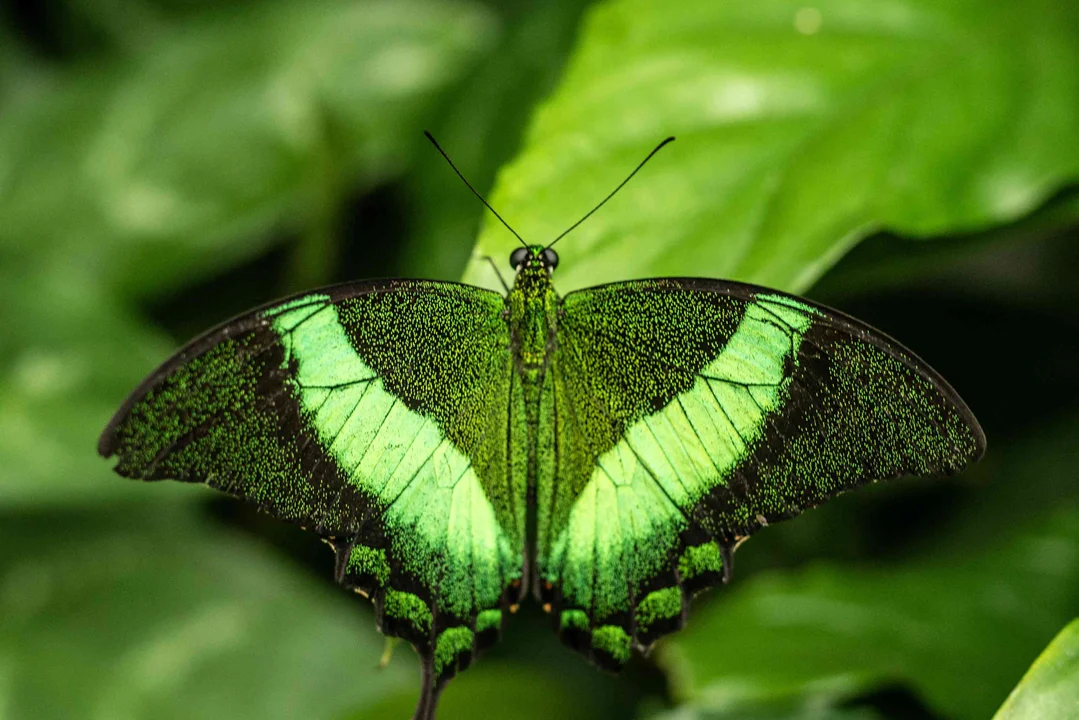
[509,247,529,270]
[541,248,559,270]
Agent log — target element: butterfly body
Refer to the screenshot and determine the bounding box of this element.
[100,244,984,718]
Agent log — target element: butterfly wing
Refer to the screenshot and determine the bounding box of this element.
[100,279,524,685]
[537,278,985,668]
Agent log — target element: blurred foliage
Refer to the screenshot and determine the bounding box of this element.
[1,0,1077,719]
[1,0,496,295]
[0,509,417,720]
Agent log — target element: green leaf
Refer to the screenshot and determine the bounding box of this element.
[993,618,1079,720]
[661,417,1079,720]
[463,0,1079,294]
[0,513,416,720]
[0,0,496,298]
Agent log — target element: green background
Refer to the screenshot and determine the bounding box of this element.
[2,0,1078,718]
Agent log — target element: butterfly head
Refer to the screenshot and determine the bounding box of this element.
[510,245,559,274]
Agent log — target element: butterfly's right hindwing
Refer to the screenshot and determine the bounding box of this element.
[100,280,525,685]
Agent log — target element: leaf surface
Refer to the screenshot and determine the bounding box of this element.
[464,0,1079,294]
[993,618,1079,720]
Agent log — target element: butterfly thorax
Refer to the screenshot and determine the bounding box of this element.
[507,253,559,380]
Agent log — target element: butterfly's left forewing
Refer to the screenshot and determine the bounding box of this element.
[100,280,525,684]
[538,278,985,668]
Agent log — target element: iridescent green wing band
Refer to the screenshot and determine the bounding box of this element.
[99,279,525,684]
[538,278,985,669]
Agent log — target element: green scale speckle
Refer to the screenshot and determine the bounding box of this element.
[384,589,432,634]
[560,609,589,632]
[635,587,683,635]
[434,627,475,675]
[678,542,724,581]
[347,544,390,585]
[475,609,502,634]
[591,625,632,665]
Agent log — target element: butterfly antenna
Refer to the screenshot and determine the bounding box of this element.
[424,131,528,249]
[482,256,511,293]
[546,136,675,250]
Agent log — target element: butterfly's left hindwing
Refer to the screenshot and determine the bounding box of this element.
[538,279,985,669]
[100,280,525,685]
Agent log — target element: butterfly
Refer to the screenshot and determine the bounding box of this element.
[99,135,985,720]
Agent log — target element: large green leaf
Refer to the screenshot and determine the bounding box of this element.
[0,513,415,720]
[0,0,496,298]
[463,0,1079,294]
[993,618,1079,720]
[661,418,1079,720]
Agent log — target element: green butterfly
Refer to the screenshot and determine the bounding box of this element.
[99,136,985,720]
